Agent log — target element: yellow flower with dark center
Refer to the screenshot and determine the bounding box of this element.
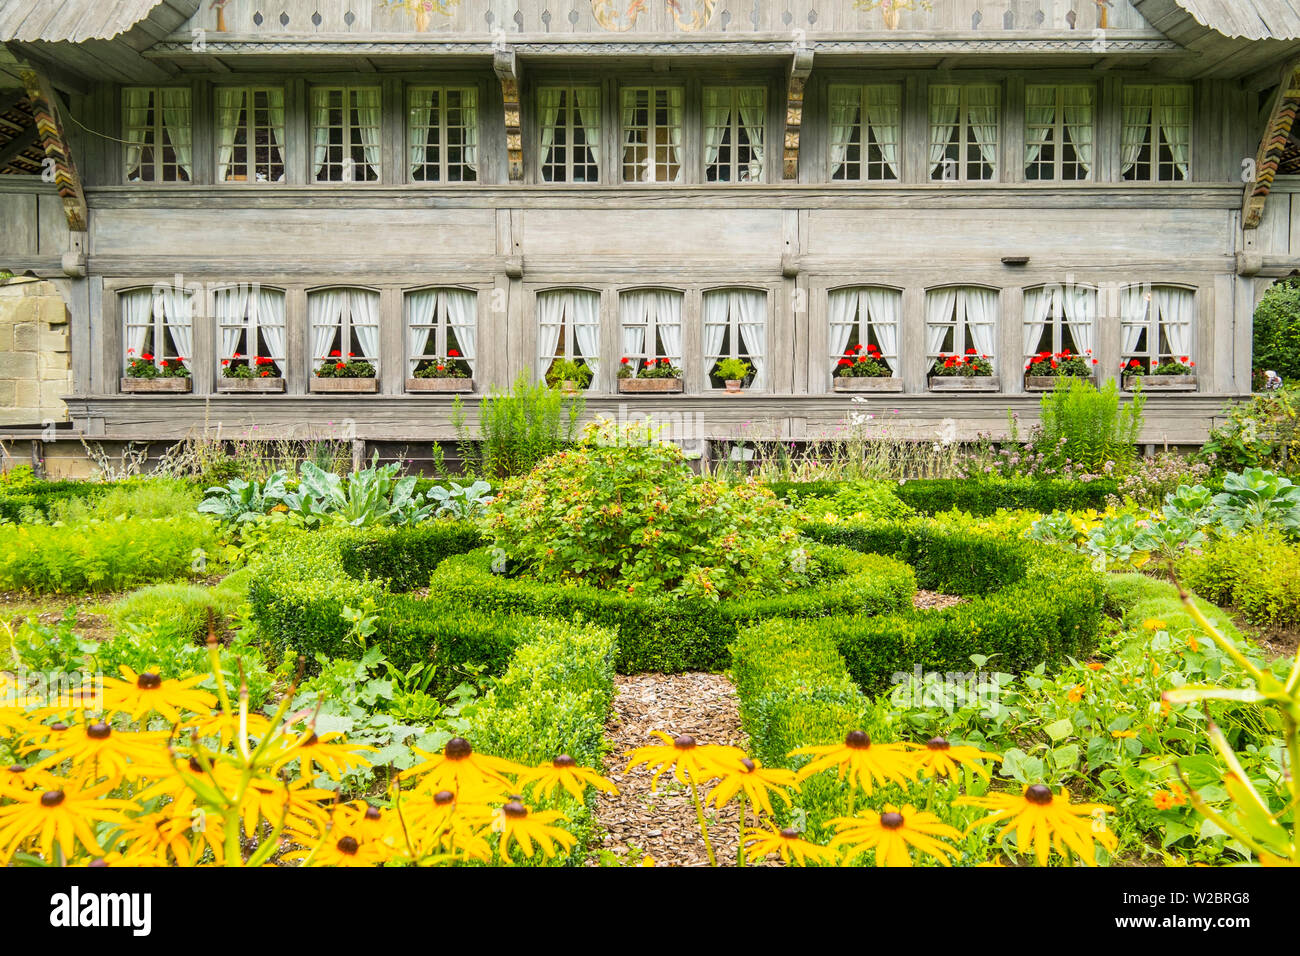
[237,777,334,841]
[830,805,963,867]
[0,779,134,864]
[30,722,169,785]
[113,809,220,867]
[101,666,216,722]
[957,784,1117,866]
[490,800,577,860]
[284,826,388,868]
[790,730,917,795]
[743,824,838,866]
[911,737,1001,782]
[271,730,374,781]
[625,732,747,790]
[406,737,524,794]
[0,762,58,794]
[706,757,797,818]
[400,785,495,862]
[515,754,618,802]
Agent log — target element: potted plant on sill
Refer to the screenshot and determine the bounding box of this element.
[218,353,285,393]
[547,358,591,395]
[311,352,378,393]
[1122,357,1198,392]
[407,350,473,393]
[714,358,753,394]
[121,349,191,393]
[834,343,901,392]
[618,356,684,393]
[1024,349,1099,391]
[928,350,998,392]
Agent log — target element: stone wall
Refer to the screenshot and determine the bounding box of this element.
[0,278,71,427]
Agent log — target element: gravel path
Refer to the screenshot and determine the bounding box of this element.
[588,672,766,868]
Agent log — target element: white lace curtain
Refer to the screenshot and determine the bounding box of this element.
[537,290,600,384]
[1023,286,1097,360]
[1121,87,1152,177]
[829,287,900,374]
[1063,86,1094,176]
[160,89,191,180]
[967,86,999,174]
[354,88,382,180]
[123,89,150,179]
[620,290,682,370]
[1121,286,1150,358]
[121,289,152,360]
[1154,286,1194,358]
[829,87,859,179]
[867,86,901,180]
[926,287,996,366]
[737,88,766,181]
[929,86,960,177]
[704,289,767,388]
[1155,86,1191,180]
[1025,86,1057,169]
[407,289,477,374]
[309,289,380,367]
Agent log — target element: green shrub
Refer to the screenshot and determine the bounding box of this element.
[247,523,510,683]
[486,424,815,600]
[0,514,220,593]
[1103,572,1246,644]
[1037,378,1144,473]
[793,520,1105,693]
[893,477,1120,516]
[339,523,483,592]
[0,481,116,523]
[467,617,617,866]
[779,480,916,521]
[1203,388,1300,477]
[1177,529,1300,630]
[430,545,916,673]
[453,373,585,479]
[1252,277,1300,383]
[112,578,249,643]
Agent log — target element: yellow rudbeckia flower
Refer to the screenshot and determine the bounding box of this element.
[790,730,917,795]
[743,824,838,867]
[957,784,1117,866]
[830,805,963,867]
[516,754,618,802]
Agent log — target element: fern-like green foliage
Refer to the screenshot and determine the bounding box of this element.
[1037,378,1145,473]
[452,373,585,479]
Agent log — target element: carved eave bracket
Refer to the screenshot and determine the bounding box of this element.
[18,67,88,235]
[1245,61,1300,231]
[784,48,814,182]
[494,48,523,184]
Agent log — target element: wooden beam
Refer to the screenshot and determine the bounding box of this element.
[1244,61,1300,231]
[784,48,813,182]
[494,47,523,184]
[0,121,39,170]
[17,66,87,233]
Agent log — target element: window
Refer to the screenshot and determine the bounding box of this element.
[308,288,381,368]
[621,87,683,183]
[619,289,683,373]
[1122,86,1192,182]
[406,288,477,375]
[703,288,767,389]
[829,85,901,182]
[929,85,999,182]
[123,88,192,182]
[121,286,193,372]
[215,87,286,183]
[1023,284,1096,366]
[925,287,998,370]
[537,289,601,387]
[1121,285,1195,371]
[702,87,766,183]
[311,87,382,182]
[215,285,287,376]
[408,86,479,183]
[539,87,600,183]
[1025,85,1094,181]
[828,287,901,379]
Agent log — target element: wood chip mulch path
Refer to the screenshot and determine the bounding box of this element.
[588,672,777,868]
[913,589,964,611]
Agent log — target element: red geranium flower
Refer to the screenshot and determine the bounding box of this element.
[449,350,460,358]
[336,362,346,370]
[142,352,154,361]
[330,350,341,357]
[621,357,630,364]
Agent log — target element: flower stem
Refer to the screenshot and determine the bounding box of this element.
[737,792,747,868]
[688,774,716,867]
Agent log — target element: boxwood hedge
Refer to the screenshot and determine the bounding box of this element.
[248,522,514,684]
[767,477,1120,516]
[427,545,917,674]
[760,520,1106,695]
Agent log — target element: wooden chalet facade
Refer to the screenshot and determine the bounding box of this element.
[4,0,1300,452]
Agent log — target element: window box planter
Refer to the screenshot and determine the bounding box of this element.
[218,377,286,394]
[618,377,683,394]
[406,377,474,393]
[1024,374,1095,392]
[833,377,903,393]
[928,376,999,392]
[311,376,379,394]
[121,377,191,394]
[1123,374,1197,392]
